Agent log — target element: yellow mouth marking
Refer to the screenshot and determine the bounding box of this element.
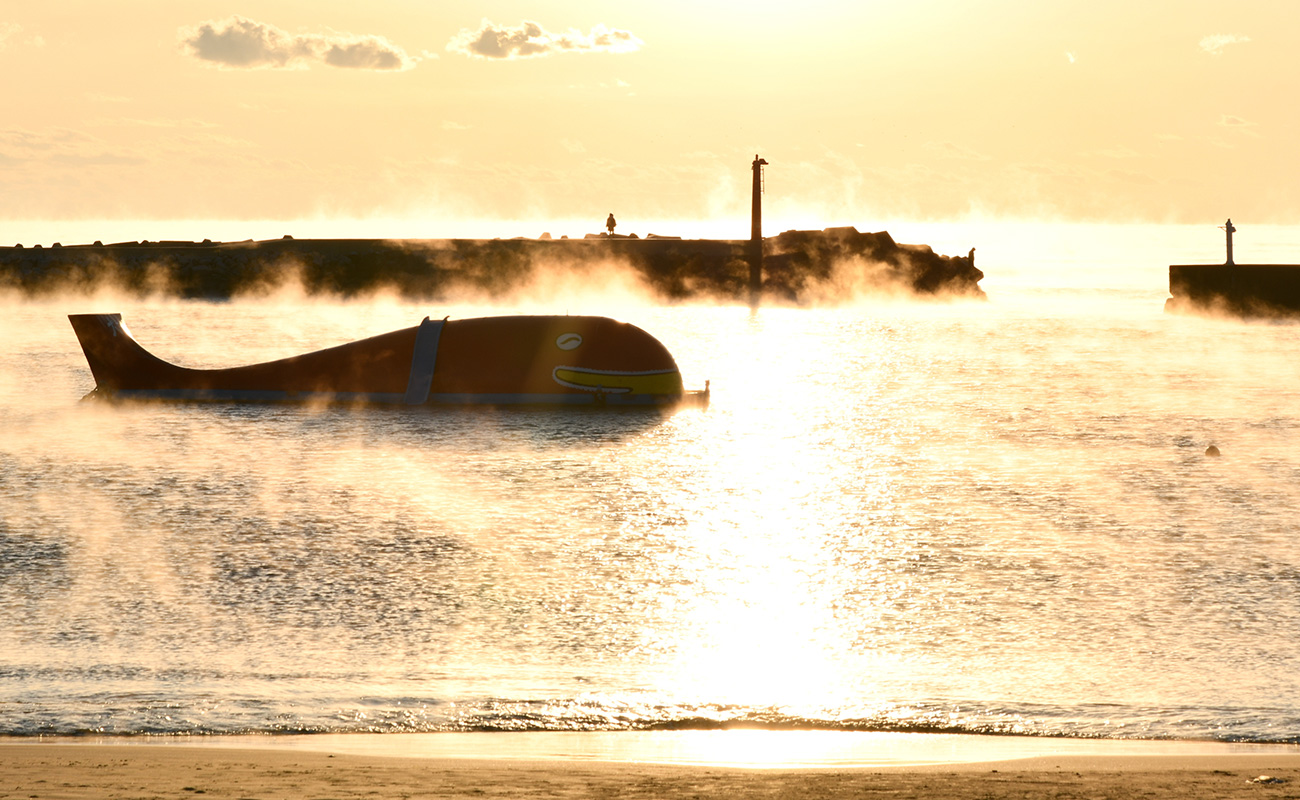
[552,367,683,395]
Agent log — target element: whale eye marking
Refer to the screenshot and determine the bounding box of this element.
[556,333,583,351]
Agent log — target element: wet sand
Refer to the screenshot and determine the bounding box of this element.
[4,735,1300,800]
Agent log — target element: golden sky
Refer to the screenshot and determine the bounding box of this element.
[2,1,1297,236]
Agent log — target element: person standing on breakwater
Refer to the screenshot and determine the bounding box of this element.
[606,213,617,235]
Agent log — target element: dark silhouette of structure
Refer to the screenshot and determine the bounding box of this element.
[1168,219,1300,316]
[749,154,768,305]
[0,229,985,302]
[1,153,987,304]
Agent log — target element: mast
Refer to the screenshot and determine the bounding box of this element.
[749,154,768,304]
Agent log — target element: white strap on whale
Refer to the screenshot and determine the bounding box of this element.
[403,316,446,405]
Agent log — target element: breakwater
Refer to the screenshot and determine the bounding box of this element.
[0,227,983,302]
[1167,263,1300,317]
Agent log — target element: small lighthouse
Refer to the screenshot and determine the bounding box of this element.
[1222,218,1236,265]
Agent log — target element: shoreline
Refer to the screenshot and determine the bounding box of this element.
[7,730,1300,767]
[4,734,1300,799]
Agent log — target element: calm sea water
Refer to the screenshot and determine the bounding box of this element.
[2,222,1300,743]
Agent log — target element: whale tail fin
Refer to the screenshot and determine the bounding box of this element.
[68,313,175,393]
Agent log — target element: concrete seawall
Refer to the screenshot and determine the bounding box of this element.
[0,228,983,303]
[1168,263,1300,316]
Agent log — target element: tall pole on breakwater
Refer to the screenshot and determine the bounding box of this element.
[1222,218,1236,265]
[749,154,768,306]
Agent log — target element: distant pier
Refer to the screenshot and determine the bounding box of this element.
[1168,219,1300,316]
[2,154,984,304]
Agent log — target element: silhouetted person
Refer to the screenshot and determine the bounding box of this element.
[968,247,975,266]
[606,213,617,235]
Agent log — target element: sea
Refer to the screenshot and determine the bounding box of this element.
[3,221,1300,756]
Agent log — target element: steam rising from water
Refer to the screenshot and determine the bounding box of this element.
[4,222,1300,740]
[370,245,666,313]
[3,233,979,311]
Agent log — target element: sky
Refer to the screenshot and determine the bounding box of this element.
[2,1,1298,239]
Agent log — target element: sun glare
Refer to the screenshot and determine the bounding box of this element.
[638,309,912,709]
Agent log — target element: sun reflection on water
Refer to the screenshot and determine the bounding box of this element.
[635,309,922,710]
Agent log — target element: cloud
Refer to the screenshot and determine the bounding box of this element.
[0,126,145,166]
[90,117,219,129]
[49,152,147,167]
[564,79,636,91]
[0,22,44,50]
[1218,114,1260,137]
[0,22,20,49]
[1089,146,1142,159]
[321,38,409,70]
[180,16,416,70]
[924,142,992,161]
[1065,51,1076,64]
[447,19,642,60]
[180,17,317,68]
[0,127,97,153]
[1104,168,1157,185]
[1200,33,1250,55]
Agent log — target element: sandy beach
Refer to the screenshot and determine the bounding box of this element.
[4,737,1300,800]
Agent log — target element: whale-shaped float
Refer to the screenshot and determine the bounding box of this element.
[69,313,708,407]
